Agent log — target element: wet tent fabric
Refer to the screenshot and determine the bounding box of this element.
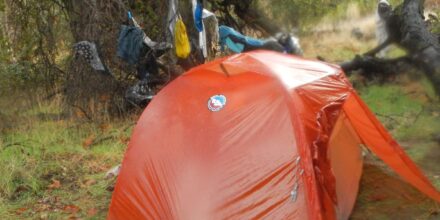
[108,51,440,220]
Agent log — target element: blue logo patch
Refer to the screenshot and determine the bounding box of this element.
[208,95,227,112]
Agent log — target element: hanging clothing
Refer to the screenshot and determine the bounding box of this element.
[194,1,204,32]
[224,37,245,53]
[125,79,154,107]
[127,11,141,28]
[274,33,303,55]
[175,18,191,58]
[118,12,173,81]
[200,9,218,58]
[219,25,284,54]
[219,25,264,53]
[73,41,107,72]
[137,55,159,81]
[192,0,212,58]
[167,0,179,43]
[128,11,158,48]
[117,25,148,65]
[118,12,162,65]
[202,9,219,43]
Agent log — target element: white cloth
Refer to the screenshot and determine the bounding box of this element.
[167,0,179,43]
[202,9,219,51]
[200,9,219,58]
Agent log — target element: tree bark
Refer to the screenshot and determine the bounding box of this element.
[342,0,440,97]
[398,0,440,96]
[340,55,411,78]
[63,0,129,119]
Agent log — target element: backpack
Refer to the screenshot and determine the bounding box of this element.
[174,18,191,58]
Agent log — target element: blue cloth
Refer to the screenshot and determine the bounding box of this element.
[219,25,266,50]
[219,25,286,54]
[117,25,147,65]
[225,38,244,53]
[194,2,203,32]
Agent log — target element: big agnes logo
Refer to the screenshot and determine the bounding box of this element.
[207,95,227,112]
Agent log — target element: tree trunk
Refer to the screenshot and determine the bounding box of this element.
[63,0,129,119]
[342,0,440,97]
[397,0,440,96]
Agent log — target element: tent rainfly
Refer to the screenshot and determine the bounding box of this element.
[108,51,440,220]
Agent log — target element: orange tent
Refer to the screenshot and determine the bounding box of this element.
[108,51,440,220]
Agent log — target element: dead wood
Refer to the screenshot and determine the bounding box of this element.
[341,0,440,97]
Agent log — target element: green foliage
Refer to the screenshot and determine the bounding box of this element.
[0,0,71,94]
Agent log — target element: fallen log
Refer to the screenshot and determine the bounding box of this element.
[341,0,440,97]
[340,55,411,79]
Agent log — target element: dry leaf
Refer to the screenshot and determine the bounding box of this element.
[84,179,97,186]
[119,136,130,144]
[87,208,98,217]
[48,180,61,189]
[15,207,27,215]
[99,94,111,102]
[36,204,51,212]
[67,214,82,220]
[82,135,95,148]
[99,123,111,132]
[74,109,86,119]
[63,205,80,214]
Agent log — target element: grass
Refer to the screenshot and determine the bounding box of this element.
[0,97,133,219]
[351,82,440,219]
[358,83,440,141]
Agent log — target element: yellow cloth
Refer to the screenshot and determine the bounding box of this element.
[175,18,191,58]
